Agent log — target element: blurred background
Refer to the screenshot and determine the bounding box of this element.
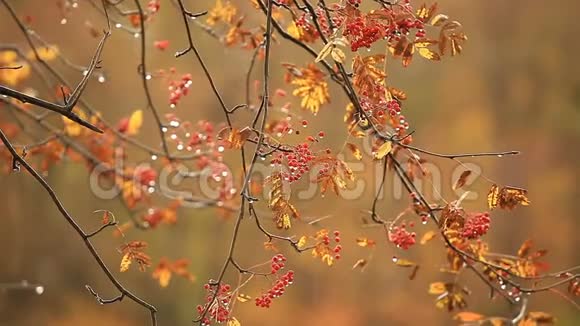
[0,0,578,325]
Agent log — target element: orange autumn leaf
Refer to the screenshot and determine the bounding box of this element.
[356,237,376,247]
[346,142,363,160]
[453,170,472,190]
[453,312,484,322]
[153,261,172,287]
[420,231,437,245]
[217,127,252,149]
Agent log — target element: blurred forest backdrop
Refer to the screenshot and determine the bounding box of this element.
[1,0,579,325]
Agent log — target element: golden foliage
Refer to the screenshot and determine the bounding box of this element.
[356,237,376,247]
[488,184,531,210]
[374,141,392,160]
[119,241,151,272]
[287,21,318,43]
[267,172,299,229]
[206,0,237,26]
[27,45,59,61]
[62,108,88,137]
[311,229,337,266]
[352,54,386,100]
[346,142,363,160]
[453,311,484,323]
[217,127,252,149]
[152,258,195,287]
[0,50,30,86]
[227,317,241,326]
[420,230,437,244]
[126,110,143,136]
[315,37,348,63]
[314,156,354,195]
[284,63,330,115]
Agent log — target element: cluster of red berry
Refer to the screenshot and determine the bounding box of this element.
[255,254,294,308]
[322,230,342,260]
[344,16,385,51]
[255,270,295,308]
[389,222,417,249]
[271,142,314,182]
[135,166,157,187]
[314,7,345,37]
[461,212,491,239]
[197,283,232,325]
[168,73,193,108]
[295,13,320,39]
[270,253,287,274]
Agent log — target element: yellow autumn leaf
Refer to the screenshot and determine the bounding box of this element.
[120,253,132,272]
[315,42,334,63]
[297,235,307,249]
[374,141,392,159]
[154,267,172,288]
[206,0,237,26]
[430,14,449,26]
[227,317,241,326]
[236,294,252,303]
[428,282,446,294]
[126,110,143,136]
[331,48,346,63]
[487,184,500,209]
[27,45,59,61]
[420,231,437,245]
[62,107,88,137]
[322,254,334,266]
[394,258,416,267]
[0,51,30,86]
[356,237,376,247]
[418,47,441,61]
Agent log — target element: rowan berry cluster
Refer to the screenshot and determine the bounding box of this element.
[255,270,295,308]
[344,16,385,51]
[168,73,193,108]
[270,253,287,274]
[295,13,320,40]
[314,7,345,37]
[197,283,233,325]
[389,223,416,249]
[271,142,314,182]
[461,212,491,239]
[322,230,342,260]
